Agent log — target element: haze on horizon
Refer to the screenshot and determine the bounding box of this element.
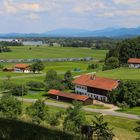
[0,0,140,33]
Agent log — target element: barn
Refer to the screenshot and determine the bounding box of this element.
[48,89,93,105]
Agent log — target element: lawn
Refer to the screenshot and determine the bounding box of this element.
[0,46,107,60]
[117,107,140,116]
[97,67,140,80]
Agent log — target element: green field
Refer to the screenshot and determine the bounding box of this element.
[97,67,140,80]
[0,46,107,60]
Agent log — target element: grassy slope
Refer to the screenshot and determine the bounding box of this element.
[97,67,140,80]
[0,46,107,60]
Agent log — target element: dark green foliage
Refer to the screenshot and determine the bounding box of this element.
[45,70,64,91]
[0,41,23,46]
[0,118,78,140]
[63,101,85,133]
[11,84,28,96]
[108,80,140,107]
[93,115,115,140]
[105,36,140,65]
[134,121,140,140]
[26,99,48,124]
[87,64,99,70]
[0,46,11,53]
[31,60,44,73]
[0,80,14,90]
[0,94,22,118]
[27,81,44,90]
[103,57,119,70]
[63,70,73,89]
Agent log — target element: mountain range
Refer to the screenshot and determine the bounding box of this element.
[0,27,140,38]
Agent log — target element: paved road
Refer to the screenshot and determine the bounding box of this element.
[19,98,140,120]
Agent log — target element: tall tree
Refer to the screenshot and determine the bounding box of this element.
[93,115,115,140]
[26,99,48,124]
[31,60,44,73]
[64,70,73,89]
[0,94,22,118]
[63,101,85,134]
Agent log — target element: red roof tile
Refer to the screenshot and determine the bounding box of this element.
[48,89,90,101]
[73,75,119,91]
[128,58,140,64]
[15,64,30,69]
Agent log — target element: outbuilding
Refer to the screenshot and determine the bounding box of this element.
[48,89,93,105]
[128,58,140,68]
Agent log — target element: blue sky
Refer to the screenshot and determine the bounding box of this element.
[0,0,140,33]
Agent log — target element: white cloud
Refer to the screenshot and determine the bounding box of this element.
[113,0,140,5]
[25,13,40,20]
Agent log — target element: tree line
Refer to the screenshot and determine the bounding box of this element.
[103,36,140,70]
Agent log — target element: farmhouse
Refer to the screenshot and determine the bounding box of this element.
[128,58,140,68]
[14,63,31,73]
[48,89,93,105]
[73,74,119,102]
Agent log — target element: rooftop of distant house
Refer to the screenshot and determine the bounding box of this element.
[73,74,119,91]
[48,89,91,101]
[128,58,140,64]
[15,63,30,69]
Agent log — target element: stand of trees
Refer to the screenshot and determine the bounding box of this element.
[0,46,11,53]
[104,36,140,70]
[108,80,140,107]
[0,41,23,46]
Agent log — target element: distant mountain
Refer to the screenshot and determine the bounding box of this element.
[0,27,140,38]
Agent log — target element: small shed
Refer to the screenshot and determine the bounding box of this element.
[48,89,93,105]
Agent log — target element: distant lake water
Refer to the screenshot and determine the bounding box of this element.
[0,38,43,46]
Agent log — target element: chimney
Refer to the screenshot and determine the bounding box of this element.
[90,74,96,80]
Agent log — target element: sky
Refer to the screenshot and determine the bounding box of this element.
[0,0,140,33]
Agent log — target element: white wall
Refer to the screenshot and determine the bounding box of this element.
[75,84,108,102]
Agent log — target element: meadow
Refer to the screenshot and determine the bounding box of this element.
[0,46,107,60]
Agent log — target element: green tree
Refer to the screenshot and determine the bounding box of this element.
[0,94,22,118]
[45,70,63,91]
[26,99,48,124]
[31,60,44,73]
[64,70,73,89]
[103,57,119,70]
[134,121,140,140]
[27,81,44,90]
[63,101,85,134]
[11,84,28,96]
[93,115,115,140]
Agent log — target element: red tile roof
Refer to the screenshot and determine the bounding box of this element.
[73,75,119,91]
[128,58,140,64]
[15,64,30,69]
[48,89,91,101]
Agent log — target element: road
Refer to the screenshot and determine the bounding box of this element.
[18,98,140,120]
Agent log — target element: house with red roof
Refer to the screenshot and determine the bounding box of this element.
[14,63,31,73]
[73,74,119,102]
[48,89,93,105]
[128,58,140,68]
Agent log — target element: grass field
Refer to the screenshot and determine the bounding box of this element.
[97,67,140,80]
[0,46,107,60]
[117,107,140,116]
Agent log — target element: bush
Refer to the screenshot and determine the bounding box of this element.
[27,81,44,90]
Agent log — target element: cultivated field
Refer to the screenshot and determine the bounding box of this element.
[0,46,107,60]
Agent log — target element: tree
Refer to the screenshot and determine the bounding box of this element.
[45,70,63,91]
[92,115,115,140]
[11,84,28,96]
[27,81,44,90]
[64,71,73,89]
[103,57,119,70]
[47,112,63,127]
[0,94,22,118]
[26,99,48,124]
[134,121,140,140]
[63,101,85,134]
[31,60,44,73]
